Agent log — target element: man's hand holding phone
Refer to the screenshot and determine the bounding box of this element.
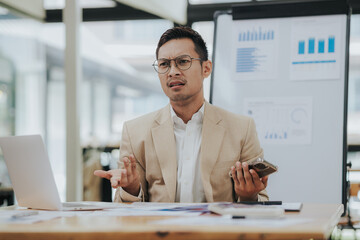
[231,161,268,201]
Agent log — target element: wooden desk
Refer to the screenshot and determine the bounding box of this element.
[0,203,343,240]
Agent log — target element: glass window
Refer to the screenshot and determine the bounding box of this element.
[348,14,360,145]
[44,19,172,200]
[0,20,46,137]
[0,10,47,193]
[348,14,360,195]
[47,77,66,199]
[81,19,172,139]
[40,19,174,200]
[0,56,13,189]
[0,60,14,137]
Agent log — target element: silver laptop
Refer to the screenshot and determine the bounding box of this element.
[0,135,106,211]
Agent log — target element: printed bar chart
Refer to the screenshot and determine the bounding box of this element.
[232,21,278,81]
[290,15,342,82]
[238,28,274,42]
[296,36,336,55]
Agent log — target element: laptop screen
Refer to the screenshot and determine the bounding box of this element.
[0,135,62,210]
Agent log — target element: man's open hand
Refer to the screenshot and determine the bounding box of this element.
[94,154,140,196]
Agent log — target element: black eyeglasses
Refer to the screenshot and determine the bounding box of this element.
[152,55,202,74]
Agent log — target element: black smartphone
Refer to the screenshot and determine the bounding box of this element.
[247,158,278,178]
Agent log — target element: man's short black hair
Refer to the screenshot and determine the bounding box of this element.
[156,26,208,61]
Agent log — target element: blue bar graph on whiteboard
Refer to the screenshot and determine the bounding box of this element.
[308,38,315,54]
[238,28,274,42]
[298,41,305,54]
[318,40,325,53]
[297,36,336,56]
[293,35,337,65]
[328,36,335,53]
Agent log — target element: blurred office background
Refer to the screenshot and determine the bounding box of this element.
[0,0,359,205]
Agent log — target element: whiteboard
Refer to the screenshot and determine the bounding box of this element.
[211,12,348,203]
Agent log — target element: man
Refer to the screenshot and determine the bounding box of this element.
[94,26,269,202]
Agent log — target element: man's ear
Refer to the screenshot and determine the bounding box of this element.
[202,60,212,78]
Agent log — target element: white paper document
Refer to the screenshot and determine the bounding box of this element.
[208,203,284,218]
[231,19,280,81]
[90,208,201,217]
[0,202,209,223]
[289,15,344,81]
[91,202,207,217]
[131,202,209,211]
[244,97,313,145]
[0,210,76,224]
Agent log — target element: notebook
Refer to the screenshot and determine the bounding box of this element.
[0,134,107,211]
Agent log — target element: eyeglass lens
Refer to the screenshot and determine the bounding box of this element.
[155,55,193,73]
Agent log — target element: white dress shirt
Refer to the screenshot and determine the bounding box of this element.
[171,104,206,203]
[120,104,206,202]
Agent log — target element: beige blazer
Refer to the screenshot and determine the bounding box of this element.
[114,102,268,202]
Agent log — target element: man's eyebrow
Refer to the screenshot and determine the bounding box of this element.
[158,55,189,60]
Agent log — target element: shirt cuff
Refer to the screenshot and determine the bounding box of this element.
[119,185,143,202]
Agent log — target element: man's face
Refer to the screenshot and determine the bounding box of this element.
[157,38,212,104]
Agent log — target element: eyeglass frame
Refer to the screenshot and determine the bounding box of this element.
[152,54,203,74]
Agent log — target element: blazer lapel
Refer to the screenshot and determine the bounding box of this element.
[151,106,177,202]
[200,102,225,202]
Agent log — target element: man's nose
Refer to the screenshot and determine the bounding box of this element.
[168,60,180,77]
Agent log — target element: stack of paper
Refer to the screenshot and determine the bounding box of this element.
[208,203,284,218]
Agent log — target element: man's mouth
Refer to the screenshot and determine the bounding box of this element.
[168,81,185,88]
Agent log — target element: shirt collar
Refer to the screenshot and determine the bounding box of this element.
[170,103,205,126]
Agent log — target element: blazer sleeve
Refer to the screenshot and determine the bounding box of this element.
[114,122,147,202]
[239,118,269,202]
